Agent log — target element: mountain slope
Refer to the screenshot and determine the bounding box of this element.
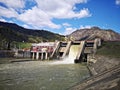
[68,27,120,41]
[0,21,64,42]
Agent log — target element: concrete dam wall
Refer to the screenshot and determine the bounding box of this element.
[30,38,101,63]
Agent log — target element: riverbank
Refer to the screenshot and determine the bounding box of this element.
[70,56,120,90]
[0,58,33,64]
[70,41,120,90]
[88,55,120,75]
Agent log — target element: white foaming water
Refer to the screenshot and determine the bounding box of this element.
[51,45,80,64]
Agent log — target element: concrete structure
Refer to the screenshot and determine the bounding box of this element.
[50,41,60,59]
[61,41,72,58]
[74,41,86,63]
[31,42,55,60]
[30,38,101,62]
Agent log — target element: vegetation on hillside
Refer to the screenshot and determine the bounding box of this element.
[0,21,65,50]
[96,41,120,58]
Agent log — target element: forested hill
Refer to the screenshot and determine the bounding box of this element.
[0,21,65,43]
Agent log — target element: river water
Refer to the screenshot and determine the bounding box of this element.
[0,61,90,90]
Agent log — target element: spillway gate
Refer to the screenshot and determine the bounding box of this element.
[30,38,101,63]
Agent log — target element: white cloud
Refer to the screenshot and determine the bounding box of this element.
[8,20,14,23]
[35,0,90,19]
[35,0,87,11]
[18,6,61,29]
[49,8,91,19]
[116,0,120,5]
[63,25,92,35]
[62,23,71,27]
[64,27,77,35]
[22,24,31,29]
[80,25,91,29]
[0,6,18,18]
[0,18,15,23]
[0,18,6,22]
[26,0,91,29]
[0,0,91,29]
[0,0,25,8]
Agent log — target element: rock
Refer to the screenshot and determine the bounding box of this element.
[68,27,120,41]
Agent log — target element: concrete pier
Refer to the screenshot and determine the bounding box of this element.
[45,52,48,59]
[62,41,72,58]
[75,41,86,63]
[31,52,49,60]
[32,52,35,59]
[50,41,60,59]
[41,53,43,60]
[36,52,39,59]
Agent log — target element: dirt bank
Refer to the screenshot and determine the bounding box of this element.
[70,55,120,90]
[89,55,120,74]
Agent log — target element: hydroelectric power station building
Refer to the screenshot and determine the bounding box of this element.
[30,39,101,63]
[31,42,55,60]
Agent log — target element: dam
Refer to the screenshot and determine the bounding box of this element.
[30,38,101,63]
[0,38,102,90]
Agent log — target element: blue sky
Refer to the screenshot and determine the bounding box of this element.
[0,0,120,35]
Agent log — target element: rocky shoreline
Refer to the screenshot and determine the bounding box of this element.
[70,55,120,90]
[88,55,120,75]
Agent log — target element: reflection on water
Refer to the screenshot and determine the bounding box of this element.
[0,61,90,90]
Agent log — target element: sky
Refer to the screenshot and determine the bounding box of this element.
[0,0,120,35]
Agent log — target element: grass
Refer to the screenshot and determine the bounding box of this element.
[16,42,32,49]
[96,41,120,58]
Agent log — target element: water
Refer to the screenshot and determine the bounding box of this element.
[52,45,80,64]
[0,61,90,90]
[67,45,80,63]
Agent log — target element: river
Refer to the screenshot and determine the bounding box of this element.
[0,60,90,90]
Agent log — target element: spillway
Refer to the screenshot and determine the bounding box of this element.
[66,45,80,63]
[52,45,80,64]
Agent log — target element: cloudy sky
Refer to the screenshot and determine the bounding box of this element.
[0,0,120,35]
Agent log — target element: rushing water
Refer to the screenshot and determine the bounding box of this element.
[52,45,80,64]
[0,60,90,90]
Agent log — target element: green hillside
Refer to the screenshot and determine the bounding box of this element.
[96,41,120,58]
[0,21,65,50]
